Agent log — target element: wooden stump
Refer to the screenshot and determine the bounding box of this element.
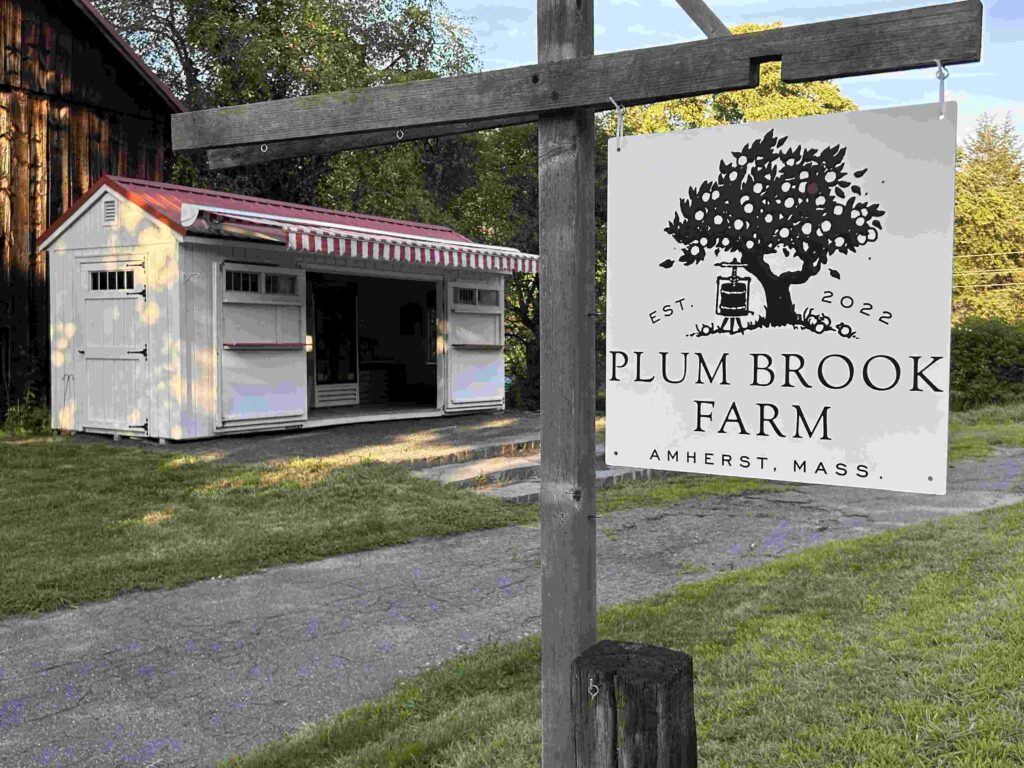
[571,640,696,768]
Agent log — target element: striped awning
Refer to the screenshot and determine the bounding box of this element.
[285,225,539,274]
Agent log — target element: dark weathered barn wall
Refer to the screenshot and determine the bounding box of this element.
[0,0,174,412]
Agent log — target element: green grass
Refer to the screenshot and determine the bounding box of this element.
[949,401,1024,462]
[1,401,1018,620]
[0,438,534,618]
[220,502,1024,768]
[0,437,763,618]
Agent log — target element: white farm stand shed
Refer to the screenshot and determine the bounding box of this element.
[41,176,538,440]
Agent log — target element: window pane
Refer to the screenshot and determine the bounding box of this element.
[117,271,125,289]
[91,272,98,290]
[226,271,260,292]
[126,271,135,290]
[266,274,297,295]
[477,289,499,307]
[456,288,476,305]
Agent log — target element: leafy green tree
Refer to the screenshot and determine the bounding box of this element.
[95,0,478,205]
[953,113,1024,323]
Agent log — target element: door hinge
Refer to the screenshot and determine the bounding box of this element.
[127,287,147,300]
[128,344,148,360]
[129,419,149,434]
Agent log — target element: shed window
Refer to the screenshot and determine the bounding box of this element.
[90,269,135,291]
[265,274,297,295]
[455,288,477,306]
[477,289,500,307]
[226,271,261,293]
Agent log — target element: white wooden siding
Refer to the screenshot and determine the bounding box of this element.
[47,192,180,436]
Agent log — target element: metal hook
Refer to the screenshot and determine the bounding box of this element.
[588,677,599,701]
[609,97,624,152]
[934,60,949,119]
[396,128,405,140]
[260,144,268,153]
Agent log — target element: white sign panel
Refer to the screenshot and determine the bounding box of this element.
[606,103,957,494]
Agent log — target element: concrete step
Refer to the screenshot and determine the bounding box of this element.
[477,466,675,504]
[413,444,608,489]
[412,452,542,488]
[398,433,540,471]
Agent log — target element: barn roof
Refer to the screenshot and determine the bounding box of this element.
[70,0,185,114]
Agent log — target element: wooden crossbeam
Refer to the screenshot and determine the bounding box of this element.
[207,116,534,170]
[176,0,982,169]
[675,0,731,38]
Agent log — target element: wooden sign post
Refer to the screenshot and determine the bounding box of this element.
[537,0,598,764]
[171,2,982,763]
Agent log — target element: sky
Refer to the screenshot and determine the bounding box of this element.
[444,0,1023,143]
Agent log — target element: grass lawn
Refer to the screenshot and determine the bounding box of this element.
[220,501,1024,768]
[949,402,1024,462]
[0,401,1019,619]
[0,435,766,619]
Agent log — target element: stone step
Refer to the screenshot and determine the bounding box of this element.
[413,444,608,489]
[477,466,675,504]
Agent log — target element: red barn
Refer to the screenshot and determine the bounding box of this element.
[0,0,182,413]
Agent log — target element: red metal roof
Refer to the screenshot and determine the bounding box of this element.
[40,175,477,246]
[69,0,185,114]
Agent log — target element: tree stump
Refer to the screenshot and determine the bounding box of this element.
[571,640,696,768]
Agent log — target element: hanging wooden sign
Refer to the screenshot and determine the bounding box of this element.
[606,103,957,494]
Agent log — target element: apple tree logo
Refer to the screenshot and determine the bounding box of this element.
[661,129,886,337]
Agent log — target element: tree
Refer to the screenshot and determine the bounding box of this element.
[94,0,478,205]
[953,113,1024,323]
[661,129,885,330]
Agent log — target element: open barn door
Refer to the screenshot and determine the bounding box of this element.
[218,263,307,430]
[445,282,504,411]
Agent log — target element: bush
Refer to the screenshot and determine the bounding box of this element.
[1,391,51,437]
[951,318,1024,411]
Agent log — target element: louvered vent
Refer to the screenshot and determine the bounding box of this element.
[102,198,118,226]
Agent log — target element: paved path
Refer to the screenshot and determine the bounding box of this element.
[1,450,1022,767]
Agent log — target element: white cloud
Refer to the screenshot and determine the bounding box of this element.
[627,23,658,36]
[595,23,607,37]
[855,86,899,104]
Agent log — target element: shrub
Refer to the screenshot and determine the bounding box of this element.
[950,318,1024,411]
[1,391,51,437]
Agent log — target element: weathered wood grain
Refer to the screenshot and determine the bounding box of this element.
[4,0,20,88]
[675,0,731,38]
[0,89,11,314]
[572,641,697,768]
[207,115,536,169]
[174,0,982,156]
[538,1,598,766]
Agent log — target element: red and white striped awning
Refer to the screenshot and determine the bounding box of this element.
[179,203,540,275]
[285,225,538,274]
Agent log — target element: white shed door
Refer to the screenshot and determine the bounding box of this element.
[77,262,150,434]
[446,284,504,408]
[219,264,307,424]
